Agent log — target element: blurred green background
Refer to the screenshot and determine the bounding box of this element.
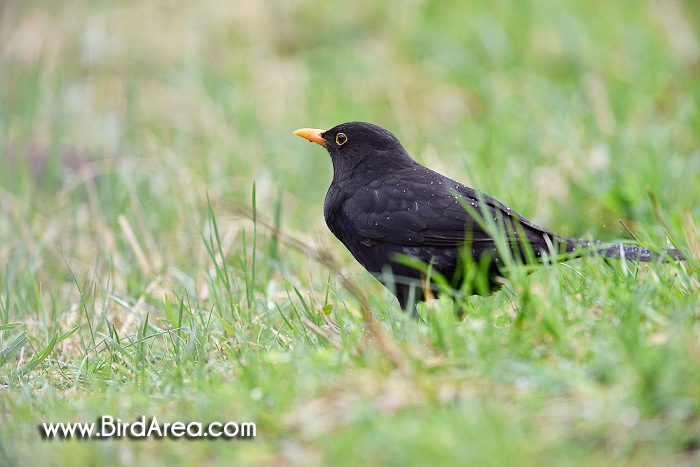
[1,0,699,465]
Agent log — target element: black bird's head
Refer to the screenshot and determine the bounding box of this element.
[294,122,414,182]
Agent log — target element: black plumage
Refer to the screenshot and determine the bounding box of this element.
[295,122,682,311]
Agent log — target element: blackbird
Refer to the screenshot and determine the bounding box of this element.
[295,121,682,311]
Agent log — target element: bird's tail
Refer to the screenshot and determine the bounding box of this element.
[560,238,685,262]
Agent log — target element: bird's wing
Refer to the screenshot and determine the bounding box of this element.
[341,173,556,248]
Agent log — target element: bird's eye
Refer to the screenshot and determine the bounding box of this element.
[336,133,348,146]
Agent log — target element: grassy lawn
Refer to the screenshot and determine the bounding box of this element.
[1,0,699,465]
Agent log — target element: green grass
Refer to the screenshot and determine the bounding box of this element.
[1,0,699,465]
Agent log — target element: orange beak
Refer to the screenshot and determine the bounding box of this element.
[294,128,327,147]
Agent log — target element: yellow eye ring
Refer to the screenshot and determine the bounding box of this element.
[336,133,348,146]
